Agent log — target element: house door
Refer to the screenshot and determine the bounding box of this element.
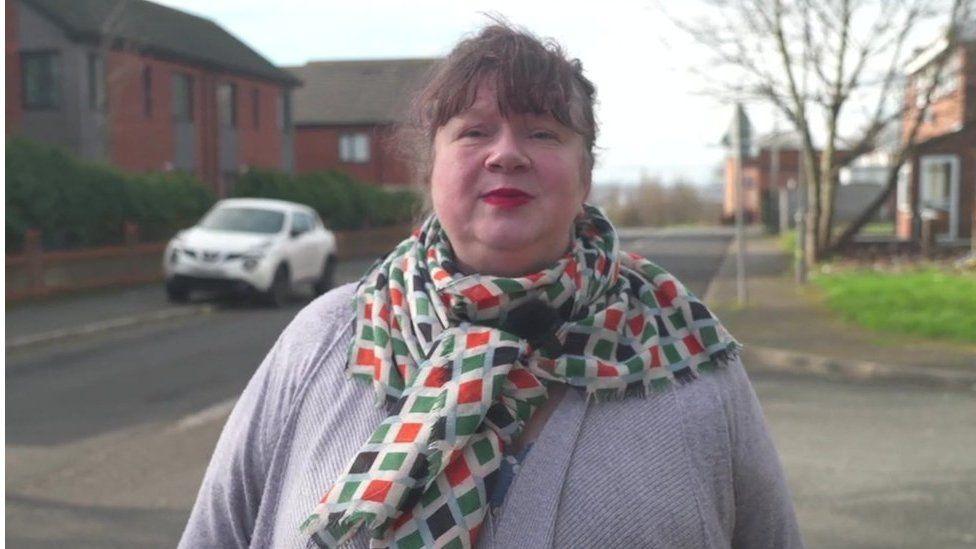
[918,155,960,241]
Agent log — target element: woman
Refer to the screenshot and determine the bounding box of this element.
[181,23,803,549]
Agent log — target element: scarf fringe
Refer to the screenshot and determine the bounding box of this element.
[584,341,742,404]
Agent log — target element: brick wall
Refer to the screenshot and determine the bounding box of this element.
[108,50,176,173]
[904,45,973,143]
[294,123,412,185]
[107,50,288,193]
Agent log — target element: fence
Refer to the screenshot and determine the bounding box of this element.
[6,222,413,301]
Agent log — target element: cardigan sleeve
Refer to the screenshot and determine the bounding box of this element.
[178,285,357,548]
[723,358,805,548]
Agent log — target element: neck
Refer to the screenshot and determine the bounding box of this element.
[453,236,572,277]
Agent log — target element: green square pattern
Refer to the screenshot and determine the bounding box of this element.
[472,438,495,465]
[397,531,425,549]
[369,423,390,443]
[668,311,686,330]
[457,488,481,515]
[338,481,360,503]
[566,356,586,377]
[593,339,614,360]
[455,415,480,436]
[379,452,407,471]
[410,396,438,413]
[461,354,485,373]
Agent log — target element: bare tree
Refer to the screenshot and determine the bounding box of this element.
[669,0,967,262]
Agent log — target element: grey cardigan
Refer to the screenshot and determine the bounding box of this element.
[180,284,803,548]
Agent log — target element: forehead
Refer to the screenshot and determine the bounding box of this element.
[448,82,559,124]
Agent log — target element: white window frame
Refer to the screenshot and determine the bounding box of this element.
[918,154,960,241]
[339,132,370,163]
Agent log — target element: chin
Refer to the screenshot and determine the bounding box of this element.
[476,220,540,249]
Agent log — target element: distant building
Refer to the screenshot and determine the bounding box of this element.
[723,131,804,224]
[5,0,301,196]
[723,130,892,228]
[896,24,976,245]
[286,58,438,186]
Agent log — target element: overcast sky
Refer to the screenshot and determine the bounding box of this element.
[150,1,837,187]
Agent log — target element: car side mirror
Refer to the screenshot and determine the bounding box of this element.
[290,228,302,238]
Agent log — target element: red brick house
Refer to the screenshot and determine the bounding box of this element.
[5,0,301,197]
[896,25,976,245]
[286,58,438,186]
[723,132,805,223]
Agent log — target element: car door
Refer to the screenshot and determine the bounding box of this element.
[291,211,320,281]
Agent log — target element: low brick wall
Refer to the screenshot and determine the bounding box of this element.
[5,224,413,302]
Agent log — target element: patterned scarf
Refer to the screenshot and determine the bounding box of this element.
[301,205,739,548]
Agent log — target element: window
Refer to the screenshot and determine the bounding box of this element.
[277,91,292,131]
[172,73,194,122]
[252,88,260,129]
[291,212,313,235]
[218,82,237,128]
[88,53,105,110]
[21,51,60,109]
[339,133,370,163]
[143,66,153,117]
[919,156,957,210]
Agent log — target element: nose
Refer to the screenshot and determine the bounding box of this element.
[484,128,530,173]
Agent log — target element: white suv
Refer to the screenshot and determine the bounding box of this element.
[163,198,338,306]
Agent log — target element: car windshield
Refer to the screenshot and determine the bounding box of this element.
[199,207,285,234]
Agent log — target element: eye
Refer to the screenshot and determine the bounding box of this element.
[530,130,559,140]
[459,127,487,139]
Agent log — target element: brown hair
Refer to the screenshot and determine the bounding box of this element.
[400,21,598,193]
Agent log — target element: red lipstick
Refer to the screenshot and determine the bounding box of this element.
[481,188,533,208]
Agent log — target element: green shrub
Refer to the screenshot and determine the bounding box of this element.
[5,138,214,252]
[231,168,419,230]
[5,138,417,253]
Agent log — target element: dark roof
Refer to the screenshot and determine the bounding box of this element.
[286,58,439,125]
[21,0,299,85]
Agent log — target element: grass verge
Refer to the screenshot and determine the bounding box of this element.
[813,268,976,344]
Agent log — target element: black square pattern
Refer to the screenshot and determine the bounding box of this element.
[426,503,457,540]
[563,332,589,356]
[349,451,378,474]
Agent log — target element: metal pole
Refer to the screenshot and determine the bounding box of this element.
[772,121,786,234]
[795,153,808,284]
[733,105,748,305]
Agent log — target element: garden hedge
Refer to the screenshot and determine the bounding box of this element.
[230,169,420,231]
[6,138,214,252]
[6,138,419,253]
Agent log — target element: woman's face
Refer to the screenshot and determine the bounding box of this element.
[430,82,591,276]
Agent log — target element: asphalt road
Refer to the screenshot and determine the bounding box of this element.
[7,229,974,548]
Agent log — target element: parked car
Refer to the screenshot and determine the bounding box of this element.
[163,198,338,306]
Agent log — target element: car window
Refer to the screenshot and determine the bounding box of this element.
[291,212,312,234]
[200,207,285,234]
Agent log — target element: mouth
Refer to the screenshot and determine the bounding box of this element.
[480,187,534,208]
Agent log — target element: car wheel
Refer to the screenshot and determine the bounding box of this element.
[166,279,190,303]
[314,255,338,295]
[263,264,291,307]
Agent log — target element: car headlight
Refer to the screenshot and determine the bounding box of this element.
[168,239,184,265]
[242,257,261,271]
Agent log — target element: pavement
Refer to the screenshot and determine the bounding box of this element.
[705,234,976,391]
